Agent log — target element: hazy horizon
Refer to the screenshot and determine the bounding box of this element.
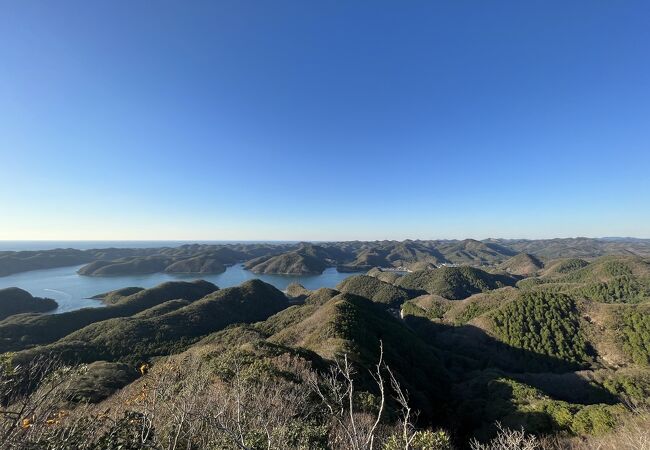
[2,1,649,240]
[0,237,642,254]
[0,235,648,248]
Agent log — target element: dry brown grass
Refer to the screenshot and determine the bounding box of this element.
[543,410,650,450]
[269,295,351,359]
[470,411,650,450]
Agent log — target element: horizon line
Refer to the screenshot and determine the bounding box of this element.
[0,236,649,242]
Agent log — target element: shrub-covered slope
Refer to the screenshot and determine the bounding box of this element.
[0,280,218,352]
[77,256,172,276]
[78,254,228,276]
[497,253,544,276]
[91,287,145,305]
[0,287,58,320]
[245,251,327,274]
[543,258,590,276]
[366,267,404,284]
[402,287,520,325]
[395,266,517,300]
[435,239,517,265]
[490,291,593,367]
[520,256,650,304]
[163,255,226,274]
[617,306,650,366]
[335,274,420,306]
[244,243,338,274]
[268,291,451,418]
[0,249,92,277]
[14,280,289,365]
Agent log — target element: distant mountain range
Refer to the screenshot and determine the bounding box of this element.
[0,237,649,277]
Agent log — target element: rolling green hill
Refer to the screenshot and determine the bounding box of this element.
[244,244,332,274]
[617,306,650,366]
[163,255,226,274]
[490,237,650,260]
[497,253,544,276]
[77,257,171,276]
[336,274,420,307]
[401,288,520,325]
[245,252,326,274]
[91,287,144,305]
[0,287,58,320]
[519,256,650,304]
[542,258,590,276]
[366,267,405,283]
[395,266,517,300]
[435,239,517,265]
[14,280,289,365]
[267,291,451,418]
[490,291,593,368]
[0,280,218,352]
[0,249,92,277]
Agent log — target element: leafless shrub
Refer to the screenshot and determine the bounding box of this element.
[470,422,541,450]
[307,341,440,450]
[0,344,450,450]
[0,353,94,449]
[93,350,322,450]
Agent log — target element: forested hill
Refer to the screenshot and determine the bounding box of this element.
[1,237,650,277]
[1,254,650,449]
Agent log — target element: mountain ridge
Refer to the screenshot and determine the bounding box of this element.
[2,238,649,277]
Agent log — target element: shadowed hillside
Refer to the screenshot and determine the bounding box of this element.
[518,256,650,304]
[336,274,421,307]
[266,291,451,420]
[0,280,218,352]
[13,279,289,366]
[498,253,544,276]
[0,287,58,320]
[395,266,517,300]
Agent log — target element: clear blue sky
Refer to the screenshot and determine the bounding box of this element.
[1,1,649,240]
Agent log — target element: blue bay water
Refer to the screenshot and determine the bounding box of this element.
[0,264,359,313]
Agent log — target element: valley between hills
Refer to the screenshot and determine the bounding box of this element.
[0,238,649,449]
